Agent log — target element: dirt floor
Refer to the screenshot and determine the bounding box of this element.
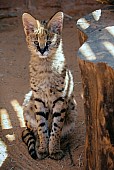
[0,1,105,170]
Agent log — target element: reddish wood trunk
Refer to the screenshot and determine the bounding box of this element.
[79,60,114,170]
[77,8,114,170]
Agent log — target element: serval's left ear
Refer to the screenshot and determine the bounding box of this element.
[47,12,64,35]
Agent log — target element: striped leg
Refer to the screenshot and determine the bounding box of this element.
[34,98,49,159]
[22,128,37,159]
[49,97,66,160]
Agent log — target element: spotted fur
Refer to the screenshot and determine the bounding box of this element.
[22,12,77,160]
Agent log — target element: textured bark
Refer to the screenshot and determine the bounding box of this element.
[79,60,114,170]
[77,9,114,170]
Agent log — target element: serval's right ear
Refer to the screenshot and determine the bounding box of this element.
[22,13,40,35]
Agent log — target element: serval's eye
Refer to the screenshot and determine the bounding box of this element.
[34,41,39,46]
[46,41,51,46]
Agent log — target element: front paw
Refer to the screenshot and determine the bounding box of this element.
[49,150,65,160]
[37,148,49,159]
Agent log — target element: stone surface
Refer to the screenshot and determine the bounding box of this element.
[77,7,114,68]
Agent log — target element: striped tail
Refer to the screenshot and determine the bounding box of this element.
[22,128,37,159]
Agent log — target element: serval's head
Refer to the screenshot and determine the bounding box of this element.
[22,12,63,59]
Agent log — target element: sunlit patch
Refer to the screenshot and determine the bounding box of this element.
[5,133,15,142]
[23,90,32,106]
[52,34,57,43]
[79,42,96,60]
[68,71,74,98]
[103,41,114,57]
[81,92,84,99]
[92,9,101,21]
[0,139,8,167]
[77,18,90,30]
[105,26,114,37]
[96,0,109,4]
[0,109,12,130]
[11,100,25,127]
[54,40,65,73]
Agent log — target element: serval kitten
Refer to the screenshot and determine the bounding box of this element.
[22,12,77,160]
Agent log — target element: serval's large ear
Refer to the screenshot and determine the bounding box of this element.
[47,12,64,35]
[22,13,40,35]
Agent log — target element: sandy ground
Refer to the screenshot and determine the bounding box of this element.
[0,2,104,170]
